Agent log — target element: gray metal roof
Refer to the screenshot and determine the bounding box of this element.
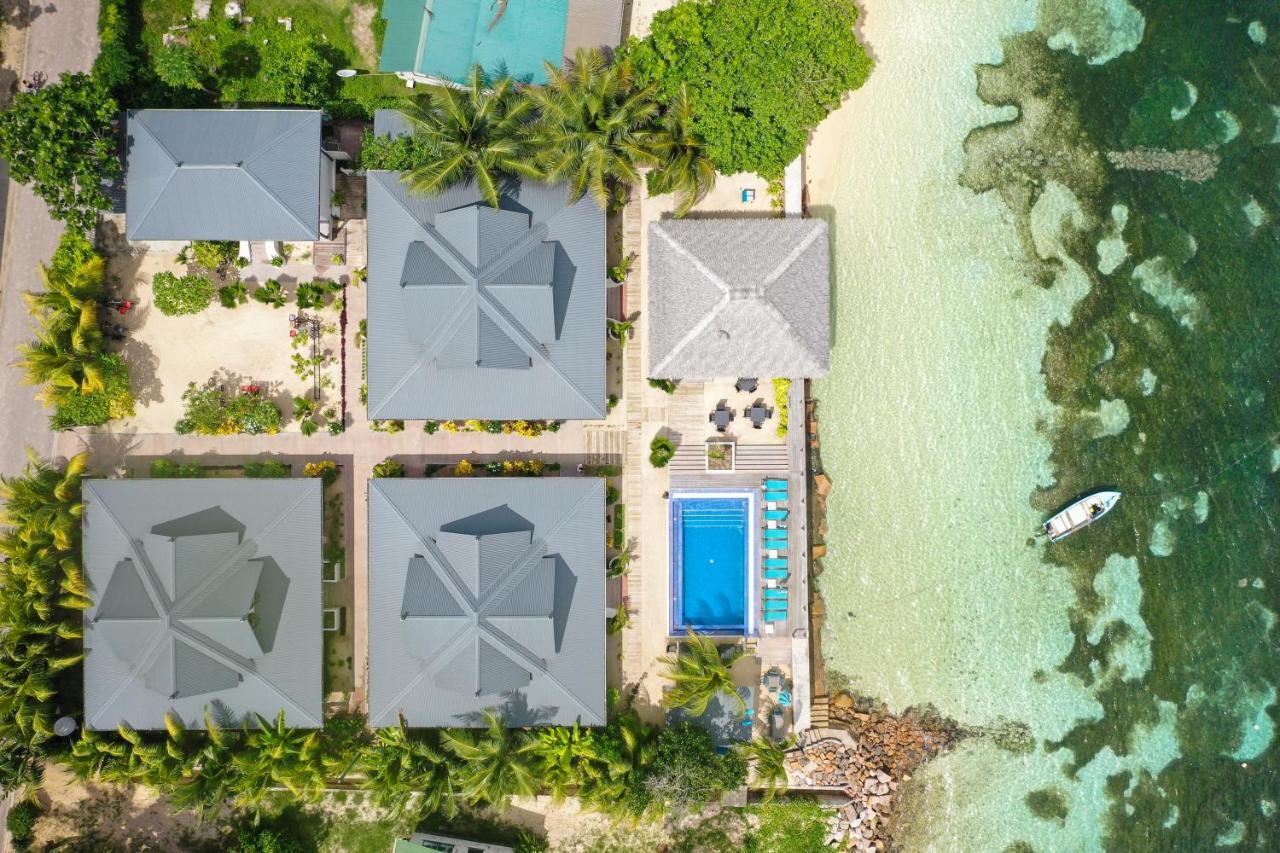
[125,109,323,241]
[373,109,413,140]
[647,219,831,379]
[366,172,606,419]
[82,479,323,730]
[367,478,605,727]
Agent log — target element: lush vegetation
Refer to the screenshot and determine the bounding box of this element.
[152,270,217,316]
[659,630,745,715]
[745,798,830,852]
[622,0,872,178]
[0,454,89,789]
[424,419,561,437]
[523,49,660,209]
[150,458,206,478]
[649,435,676,468]
[384,47,716,215]
[18,232,136,430]
[244,460,291,479]
[0,73,119,231]
[176,380,283,435]
[371,458,404,478]
[399,66,537,208]
[773,377,791,437]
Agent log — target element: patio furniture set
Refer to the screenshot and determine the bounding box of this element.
[761,477,791,633]
[710,379,773,433]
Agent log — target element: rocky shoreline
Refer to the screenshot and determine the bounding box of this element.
[786,695,958,851]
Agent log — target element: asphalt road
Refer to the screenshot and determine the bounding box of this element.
[0,1,100,478]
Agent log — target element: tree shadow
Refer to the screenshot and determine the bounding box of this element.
[118,336,162,405]
[0,1,55,31]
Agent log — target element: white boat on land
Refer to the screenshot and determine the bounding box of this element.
[1043,491,1121,542]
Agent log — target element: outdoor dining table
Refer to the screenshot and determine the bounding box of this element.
[735,377,759,393]
[746,404,771,428]
[711,407,734,432]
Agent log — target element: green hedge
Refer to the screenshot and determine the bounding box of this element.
[150,458,206,478]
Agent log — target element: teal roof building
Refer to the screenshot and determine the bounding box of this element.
[82,479,323,730]
[377,0,623,85]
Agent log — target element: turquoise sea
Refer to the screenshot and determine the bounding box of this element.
[813,0,1279,849]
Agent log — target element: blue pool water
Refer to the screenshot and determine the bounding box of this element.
[670,494,755,635]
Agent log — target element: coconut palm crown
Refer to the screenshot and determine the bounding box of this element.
[400,66,538,208]
[659,628,745,715]
[523,48,661,209]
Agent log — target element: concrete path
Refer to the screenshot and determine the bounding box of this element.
[0,1,100,478]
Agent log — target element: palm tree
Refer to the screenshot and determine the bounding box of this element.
[440,711,536,809]
[0,451,87,555]
[737,736,794,800]
[0,741,44,801]
[400,67,537,208]
[522,723,603,802]
[646,85,717,217]
[66,728,131,782]
[523,48,660,209]
[231,710,327,812]
[658,629,744,715]
[580,710,656,812]
[361,720,459,817]
[18,255,108,404]
[168,710,244,820]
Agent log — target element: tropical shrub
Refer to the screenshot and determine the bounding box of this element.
[605,485,620,505]
[176,381,283,435]
[626,722,747,815]
[243,460,290,478]
[649,435,675,467]
[400,66,537,208]
[152,271,216,316]
[624,0,872,178]
[359,128,438,170]
[18,234,135,428]
[303,461,339,486]
[328,421,344,435]
[192,240,238,272]
[228,825,307,853]
[454,459,475,477]
[372,458,404,478]
[296,278,340,309]
[0,72,118,231]
[154,43,203,91]
[300,418,319,436]
[150,458,205,478]
[737,736,793,800]
[6,800,40,849]
[93,0,136,96]
[219,281,248,308]
[253,279,288,308]
[648,377,677,394]
[773,377,791,437]
[359,722,459,818]
[745,798,829,852]
[440,711,536,809]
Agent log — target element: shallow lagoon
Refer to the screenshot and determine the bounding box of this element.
[814,0,1279,848]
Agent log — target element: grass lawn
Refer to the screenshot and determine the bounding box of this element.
[138,0,407,106]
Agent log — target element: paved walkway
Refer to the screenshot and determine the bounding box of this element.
[0,1,100,478]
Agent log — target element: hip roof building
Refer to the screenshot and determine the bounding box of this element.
[367,478,605,728]
[647,219,832,380]
[365,171,606,420]
[125,109,340,242]
[81,479,323,730]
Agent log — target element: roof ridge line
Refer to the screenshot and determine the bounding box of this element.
[373,485,480,613]
[648,225,733,377]
[476,537,547,613]
[174,485,314,617]
[238,158,317,238]
[477,620,602,723]
[369,617,473,724]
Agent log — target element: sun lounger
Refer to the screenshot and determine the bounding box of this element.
[764,607,788,618]
[763,568,789,581]
[763,558,788,569]
[764,529,788,541]
[764,491,788,503]
[764,509,789,521]
[764,589,787,600]
[764,479,788,491]
[764,611,787,623]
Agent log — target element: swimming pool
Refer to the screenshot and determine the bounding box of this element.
[670,491,758,636]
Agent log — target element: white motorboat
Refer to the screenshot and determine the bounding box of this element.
[1043,491,1121,542]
